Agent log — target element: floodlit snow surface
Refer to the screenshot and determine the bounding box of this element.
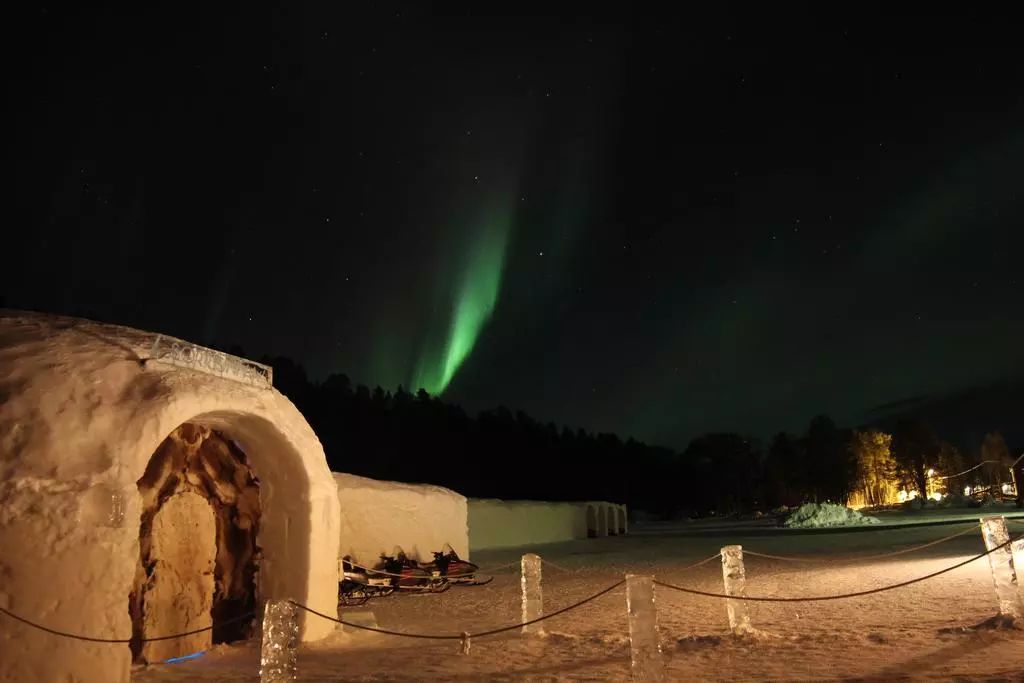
[784,502,881,528]
[133,510,1024,681]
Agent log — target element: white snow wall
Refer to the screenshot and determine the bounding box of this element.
[334,472,468,566]
[468,499,627,551]
[0,312,341,683]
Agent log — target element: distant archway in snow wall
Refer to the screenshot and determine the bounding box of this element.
[0,312,341,683]
[596,505,608,536]
[586,505,598,537]
[605,506,616,535]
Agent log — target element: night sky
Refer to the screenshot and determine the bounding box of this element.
[7,6,1023,449]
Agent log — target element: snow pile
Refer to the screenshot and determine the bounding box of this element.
[783,503,881,528]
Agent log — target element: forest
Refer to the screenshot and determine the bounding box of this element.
[264,355,1019,517]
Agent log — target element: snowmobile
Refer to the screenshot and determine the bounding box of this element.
[419,544,493,586]
[338,556,396,607]
[338,545,489,606]
[379,550,451,594]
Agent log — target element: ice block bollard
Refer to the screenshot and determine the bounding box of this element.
[979,516,1023,619]
[260,600,299,682]
[721,545,753,634]
[626,574,663,682]
[1014,537,1024,592]
[521,553,544,634]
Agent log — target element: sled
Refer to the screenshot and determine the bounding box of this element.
[421,546,494,587]
[379,552,451,593]
[338,557,397,607]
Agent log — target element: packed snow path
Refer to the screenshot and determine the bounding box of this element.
[135,513,1024,681]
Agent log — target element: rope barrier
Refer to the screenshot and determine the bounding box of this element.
[931,460,1004,480]
[293,579,625,640]
[653,534,1021,603]
[343,561,434,579]
[476,560,520,574]
[677,553,723,571]
[348,552,720,580]
[343,558,517,580]
[5,528,1020,646]
[540,559,576,574]
[0,605,254,644]
[743,522,981,563]
[536,553,721,579]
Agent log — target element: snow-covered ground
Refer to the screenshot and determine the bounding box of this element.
[134,506,1024,681]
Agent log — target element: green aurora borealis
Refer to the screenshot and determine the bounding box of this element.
[412,216,511,395]
[14,7,1023,451]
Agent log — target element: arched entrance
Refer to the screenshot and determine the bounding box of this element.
[605,506,616,536]
[0,314,342,683]
[618,506,627,535]
[131,423,261,663]
[586,505,598,538]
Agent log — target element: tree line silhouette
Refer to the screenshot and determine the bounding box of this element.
[258,354,1020,516]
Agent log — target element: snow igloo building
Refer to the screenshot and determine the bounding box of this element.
[0,312,342,683]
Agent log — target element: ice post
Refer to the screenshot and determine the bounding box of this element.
[979,516,1023,619]
[260,600,299,682]
[721,545,753,634]
[521,553,544,634]
[626,574,663,682]
[1014,537,1024,597]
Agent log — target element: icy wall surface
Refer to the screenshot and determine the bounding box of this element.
[468,499,626,550]
[0,311,341,683]
[333,472,468,565]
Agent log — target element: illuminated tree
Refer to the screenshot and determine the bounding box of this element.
[849,429,897,507]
